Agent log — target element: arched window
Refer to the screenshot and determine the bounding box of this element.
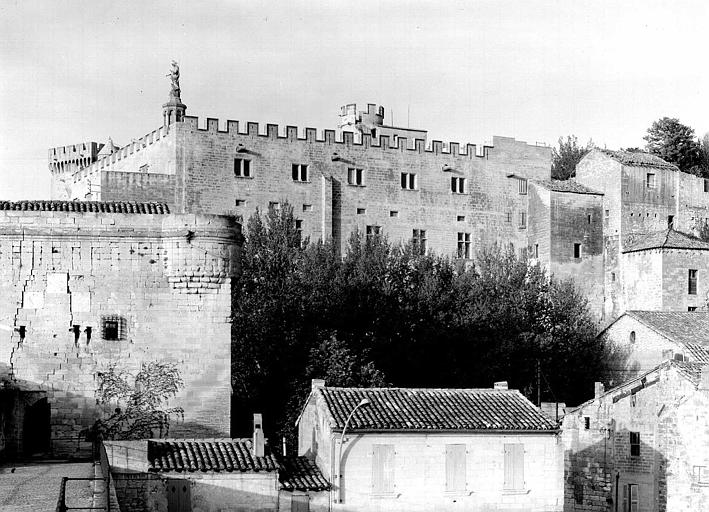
[629,331,636,344]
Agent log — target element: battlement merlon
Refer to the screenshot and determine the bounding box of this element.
[48,142,102,161]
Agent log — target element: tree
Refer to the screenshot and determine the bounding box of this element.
[644,117,703,175]
[84,361,184,441]
[551,136,593,180]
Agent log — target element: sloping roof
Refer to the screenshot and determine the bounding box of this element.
[600,149,678,171]
[626,311,709,348]
[0,200,170,214]
[147,439,330,491]
[317,387,558,432]
[532,179,603,195]
[670,360,707,384]
[622,230,709,253]
[278,456,331,492]
[148,439,279,473]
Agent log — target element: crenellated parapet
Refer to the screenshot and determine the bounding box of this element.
[175,116,547,159]
[49,142,102,174]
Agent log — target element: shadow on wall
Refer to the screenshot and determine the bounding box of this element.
[565,428,667,512]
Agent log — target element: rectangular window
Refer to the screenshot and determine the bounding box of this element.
[294,220,303,237]
[704,179,708,193]
[612,272,616,282]
[518,178,528,195]
[574,243,581,259]
[401,172,417,190]
[587,214,592,224]
[389,211,398,218]
[506,211,512,224]
[534,244,539,258]
[348,167,364,186]
[412,229,427,255]
[693,465,709,484]
[451,177,466,194]
[234,158,251,177]
[646,173,656,189]
[518,212,527,229]
[668,215,674,229]
[235,199,246,207]
[584,417,590,430]
[457,232,471,259]
[689,306,697,312]
[372,444,395,495]
[101,316,125,341]
[269,201,280,211]
[445,444,466,493]
[292,164,309,182]
[357,208,366,215]
[457,215,465,222]
[630,432,640,457]
[689,269,698,295]
[623,483,639,512]
[503,443,524,491]
[366,225,381,239]
[303,204,313,212]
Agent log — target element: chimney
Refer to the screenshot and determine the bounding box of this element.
[494,381,508,390]
[700,366,709,391]
[594,382,605,399]
[253,413,264,458]
[311,379,325,391]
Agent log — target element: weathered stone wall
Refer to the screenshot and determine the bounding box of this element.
[621,250,664,311]
[0,209,240,455]
[563,364,709,512]
[73,117,551,256]
[101,172,178,207]
[528,183,551,267]
[660,249,709,311]
[676,171,709,234]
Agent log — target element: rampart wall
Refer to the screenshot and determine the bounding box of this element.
[0,203,240,455]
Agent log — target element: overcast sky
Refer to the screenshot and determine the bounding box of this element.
[1,0,708,200]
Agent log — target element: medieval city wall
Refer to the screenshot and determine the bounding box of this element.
[173,118,551,255]
[0,204,240,455]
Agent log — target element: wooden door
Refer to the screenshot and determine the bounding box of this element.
[167,479,191,512]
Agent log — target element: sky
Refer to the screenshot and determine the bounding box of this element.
[1,0,708,200]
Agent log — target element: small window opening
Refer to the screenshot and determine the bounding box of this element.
[646,173,656,189]
[668,215,674,229]
[584,417,590,430]
[357,208,366,215]
[390,211,399,218]
[235,199,246,207]
[457,215,465,222]
[688,306,697,312]
[574,243,581,258]
[534,244,539,258]
[587,214,592,224]
[629,432,640,456]
[85,326,92,344]
[303,204,313,212]
[611,272,616,282]
[689,269,698,295]
[18,325,26,342]
[629,331,636,344]
[72,325,81,344]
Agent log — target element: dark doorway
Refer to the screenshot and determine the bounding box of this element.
[167,479,191,512]
[23,397,50,456]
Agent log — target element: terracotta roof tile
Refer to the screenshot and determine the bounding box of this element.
[626,311,709,351]
[278,456,330,492]
[148,439,278,473]
[623,230,709,253]
[532,179,603,195]
[0,200,170,214]
[318,387,558,431]
[600,149,678,171]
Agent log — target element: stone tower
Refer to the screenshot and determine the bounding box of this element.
[163,60,186,126]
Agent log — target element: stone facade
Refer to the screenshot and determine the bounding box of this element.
[0,203,240,456]
[562,361,709,512]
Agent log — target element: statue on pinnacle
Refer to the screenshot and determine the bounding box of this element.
[167,60,181,99]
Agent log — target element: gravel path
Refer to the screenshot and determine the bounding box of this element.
[0,461,94,512]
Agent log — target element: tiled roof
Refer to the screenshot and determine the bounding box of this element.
[669,360,708,385]
[532,179,603,195]
[622,230,709,253]
[317,387,558,432]
[147,439,330,491]
[148,439,279,473]
[0,200,170,214]
[627,311,709,348]
[278,456,331,492]
[600,149,678,171]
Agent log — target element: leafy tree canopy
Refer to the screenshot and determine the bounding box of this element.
[232,205,625,446]
[644,117,704,175]
[551,135,594,180]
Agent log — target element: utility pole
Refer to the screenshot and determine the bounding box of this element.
[536,360,541,407]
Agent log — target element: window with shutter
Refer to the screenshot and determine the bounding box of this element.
[445,444,466,493]
[503,443,524,491]
[372,444,395,495]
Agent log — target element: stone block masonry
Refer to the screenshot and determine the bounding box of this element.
[0,201,241,456]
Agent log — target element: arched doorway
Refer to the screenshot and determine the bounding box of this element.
[23,396,50,456]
